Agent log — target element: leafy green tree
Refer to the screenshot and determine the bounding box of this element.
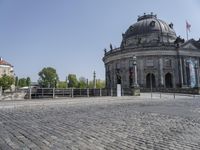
[88,81,94,88]
[38,67,59,88]
[26,77,31,87]
[15,76,18,87]
[18,78,27,87]
[78,77,87,88]
[57,81,67,88]
[96,79,105,88]
[0,75,14,92]
[88,79,105,88]
[68,74,78,88]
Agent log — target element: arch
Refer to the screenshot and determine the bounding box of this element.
[165,73,173,88]
[146,73,156,88]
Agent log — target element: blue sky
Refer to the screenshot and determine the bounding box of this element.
[0,0,200,81]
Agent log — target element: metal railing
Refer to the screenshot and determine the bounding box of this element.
[27,88,111,99]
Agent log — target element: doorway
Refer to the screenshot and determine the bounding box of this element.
[146,73,156,88]
[165,73,173,88]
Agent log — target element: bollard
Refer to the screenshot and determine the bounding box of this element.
[173,92,175,99]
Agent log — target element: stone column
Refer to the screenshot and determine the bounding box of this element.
[179,57,184,87]
[139,59,144,86]
[134,64,138,86]
[195,62,199,87]
[183,58,187,86]
[159,57,164,86]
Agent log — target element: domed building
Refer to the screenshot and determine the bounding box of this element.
[103,13,200,94]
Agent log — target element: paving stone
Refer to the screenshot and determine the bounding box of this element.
[0,95,199,149]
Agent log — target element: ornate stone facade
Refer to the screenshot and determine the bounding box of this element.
[103,13,200,91]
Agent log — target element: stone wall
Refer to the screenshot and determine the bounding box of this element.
[0,92,26,100]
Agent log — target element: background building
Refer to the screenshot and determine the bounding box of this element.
[0,57,14,77]
[103,13,200,93]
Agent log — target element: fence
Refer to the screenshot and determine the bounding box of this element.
[27,88,113,99]
[24,87,200,99]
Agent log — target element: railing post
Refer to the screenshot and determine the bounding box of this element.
[53,88,55,99]
[29,87,32,100]
[42,88,44,98]
[71,88,74,98]
[100,88,102,96]
[111,88,113,97]
[87,88,89,97]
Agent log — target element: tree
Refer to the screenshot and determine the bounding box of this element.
[96,79,105,88]
[26,77,31,87]
[88,79,105,88]
[38,67,59,88]
[68,74,78,88]
[0,75,14,92]
[57,81,67,88]
[15,76,18,87]
[18,78,27,87]
[78,77,87,88]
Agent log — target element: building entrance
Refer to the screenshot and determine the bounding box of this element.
[165,73,173,88]
[146,73,156,88]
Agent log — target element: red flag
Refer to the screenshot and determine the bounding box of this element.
[186,20,191,32]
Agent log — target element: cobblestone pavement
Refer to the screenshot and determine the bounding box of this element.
[0,94,200,149]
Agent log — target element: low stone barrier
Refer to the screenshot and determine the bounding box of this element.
[0,92,26,100]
